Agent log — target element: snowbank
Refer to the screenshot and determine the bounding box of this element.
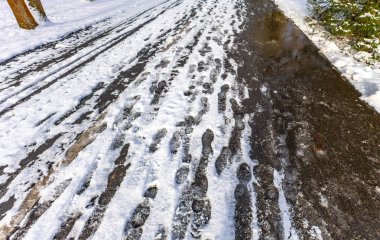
[0,0,166,62]
[274,0,380,113]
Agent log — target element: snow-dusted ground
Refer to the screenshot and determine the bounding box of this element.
[274,0,380,113]
[0,0,166,62]
[1,0,379,239]
[0,0,267,239]
[2,0,379,112]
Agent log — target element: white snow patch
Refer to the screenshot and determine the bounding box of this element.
[310,225,323,240]
[273,170,298,240]
[319,193,328,208]
[0,0,167,61]
[375,186,380,195]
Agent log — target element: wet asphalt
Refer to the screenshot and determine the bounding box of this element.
[234,0,380,239]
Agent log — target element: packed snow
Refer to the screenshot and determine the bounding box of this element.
[2,0,379,112]
[0,0,167,62]
[0,0,378,239]
[0,0,266,239]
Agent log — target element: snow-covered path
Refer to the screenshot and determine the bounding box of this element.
[1,0,380,239]
[0,0,255,239]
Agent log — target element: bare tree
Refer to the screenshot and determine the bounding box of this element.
[26,0,48,21]
[7,0,38,29]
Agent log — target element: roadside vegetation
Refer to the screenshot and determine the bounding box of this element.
[308,0,380,61]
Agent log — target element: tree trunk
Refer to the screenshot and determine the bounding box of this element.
[7,0,38,29]
[26,0,47,21]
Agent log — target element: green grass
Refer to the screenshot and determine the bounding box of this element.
[308,0,380,60]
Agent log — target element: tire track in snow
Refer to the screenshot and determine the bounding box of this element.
[0,0,177,89]
[78,144,131,239]
[52,212,82,240]
[0,0,212,237]
[0,134,63,201]
[0,0,254,239]
[0,115,108,239]
[0,0,198,171]
[10,179,72,239]
[0,0,183,118]
[52,116,136,239]
[0,0,197,208]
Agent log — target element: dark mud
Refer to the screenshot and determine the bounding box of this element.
[234,0,380,238]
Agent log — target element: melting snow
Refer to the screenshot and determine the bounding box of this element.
[273,0,380,113]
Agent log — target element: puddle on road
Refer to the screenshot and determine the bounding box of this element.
[250,10,306,61]
[232,0,380,239]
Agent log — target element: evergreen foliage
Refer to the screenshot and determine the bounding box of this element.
[308,0,380,59]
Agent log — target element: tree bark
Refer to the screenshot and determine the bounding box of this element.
[26,0,47,21]
[7,0,38,29]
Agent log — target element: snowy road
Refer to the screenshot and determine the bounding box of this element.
[0,0,379,239]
